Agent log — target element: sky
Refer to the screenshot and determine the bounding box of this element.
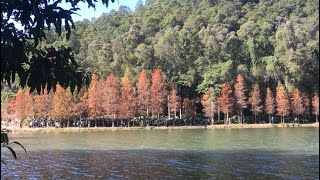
[63,0,144,22]
[10,0,144,29]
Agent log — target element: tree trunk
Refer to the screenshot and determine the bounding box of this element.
[67,119,69,128]
[241,109,244,124]
[112,119,114,128]
[316,114,318,123]
[218,107,220,123]
[211,114,214,125]
[227,112,229,125]
[269,114,271,124]
[179,108,182,119]
[254,114,256,124]
[168,105,170,120]
[95,119,97,127]
[238,110,241,124]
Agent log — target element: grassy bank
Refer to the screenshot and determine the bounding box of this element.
[4,123,319,133]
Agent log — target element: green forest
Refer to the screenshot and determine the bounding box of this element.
[1,0,319,127]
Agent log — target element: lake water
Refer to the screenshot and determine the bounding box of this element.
[1,128,319,179]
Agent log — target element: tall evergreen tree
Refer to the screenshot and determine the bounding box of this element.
[234,74,248,124]
[137,69,150,118]
[201,87,217,125]
[265,87,275,124]
[104,74,121,127]
[276,83,290,124]
[150,69,166,121]
[290,88,304,121]
[120,69,136,126]
[88,74,103,127]
[249,84,263,124]
[168,83,180,126]
[312,93,319,123]
[218,83,234,124]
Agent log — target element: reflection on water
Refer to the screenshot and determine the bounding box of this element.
[1,128,319,179]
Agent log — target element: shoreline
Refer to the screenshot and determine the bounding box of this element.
[4,123,319,133]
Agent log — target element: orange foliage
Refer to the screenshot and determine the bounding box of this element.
[234,74,247,123]
[33,92,53,119]
[14,89,27,121]
[201,87,217,125]
[312,93,319,122]
[183,98,195,119]
[276,83,290,123]
[249,84,263,123]
[1,98,10,122]
[24,90,34,119]
[137,69,150,117]
[168,83,180,120]
[120,70,136,120]
[103,74,121,127]
[52,84,72,120]
[150,69,166,119]
[265,87,275,123]
[290,88,304,116]
[88,74,104,120]
[218,83,234,123]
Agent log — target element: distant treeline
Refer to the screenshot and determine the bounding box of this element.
[1,0,319,127]
[37,0,319,97]
[1,69,319,128]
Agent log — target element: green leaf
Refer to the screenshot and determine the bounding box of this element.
[11,142,27,155]
[5,146,17,159]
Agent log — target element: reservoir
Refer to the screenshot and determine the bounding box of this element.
[1,127,319,179]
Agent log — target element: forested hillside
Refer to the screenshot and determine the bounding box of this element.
[43,0,319,95]
[1,0,319,126]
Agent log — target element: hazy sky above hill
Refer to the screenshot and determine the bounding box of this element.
[62,0,145,22]
[10,0,144,29]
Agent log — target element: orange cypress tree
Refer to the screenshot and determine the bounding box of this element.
[120,69,136,126]
[1,98,10,125]
[137,69,150,118]
[249,84,263,124]
[290,88,304,120]
[52,84,72,127]
[103,74,121,127]
[183,98,195,121]
[10,98,17,122]
[73,90,89,121]
[24,90,34,120]
[150,69,166,120]
[88,74,103,127]
[201,87,217,125]
[14,89,26,123]
[33,94,44,119]
[234,74,247,124]
[312,93,319,123]
[217,83,234,124]
[168,83,180,126]
[276,83,290,123]
[265,87,275,123]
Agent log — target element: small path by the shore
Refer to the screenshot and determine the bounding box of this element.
[3,123,319,133]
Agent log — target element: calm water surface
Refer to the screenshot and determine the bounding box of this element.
[1,128,319,179]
